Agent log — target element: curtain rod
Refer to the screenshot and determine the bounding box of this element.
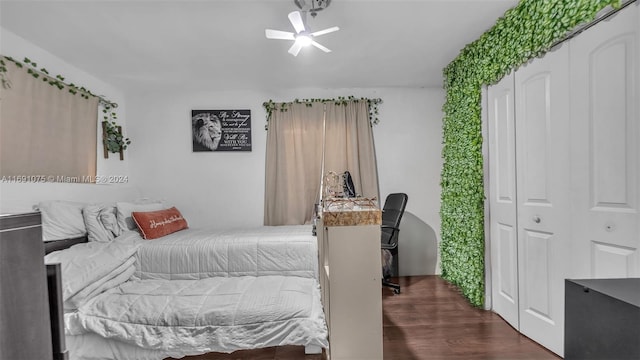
[550,0,637,49]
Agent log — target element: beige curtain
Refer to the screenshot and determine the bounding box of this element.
[264,100,379,225]
[0,61,98,179]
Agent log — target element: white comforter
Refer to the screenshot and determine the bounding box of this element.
[69,276,328,357]
[127,225,318,280]
[45,241,139,310]
[46,228,327,359]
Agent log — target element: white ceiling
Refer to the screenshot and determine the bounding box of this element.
[0,0,519,93]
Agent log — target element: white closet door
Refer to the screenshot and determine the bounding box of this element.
[487,72,519,330]
[570,4,639,279]
[514,43,571,357]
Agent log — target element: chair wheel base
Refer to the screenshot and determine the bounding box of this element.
[382,279,401,294]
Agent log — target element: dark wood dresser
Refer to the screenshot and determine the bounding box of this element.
[565,278,640,359]
[0,212,53,360]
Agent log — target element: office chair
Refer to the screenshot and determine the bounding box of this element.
[381,193,408,294]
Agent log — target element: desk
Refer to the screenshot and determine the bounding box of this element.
[0,212,53,360]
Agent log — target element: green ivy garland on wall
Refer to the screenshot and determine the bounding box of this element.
[263,96,382,129]
[0,55,129,154]
[440,0,623,307]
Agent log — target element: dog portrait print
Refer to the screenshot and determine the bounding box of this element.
[192,112,222,151]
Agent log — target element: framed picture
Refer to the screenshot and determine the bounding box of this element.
[191,109,252,152]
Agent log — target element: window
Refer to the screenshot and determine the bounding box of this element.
[0,60,98,180]
[264,100,379,225]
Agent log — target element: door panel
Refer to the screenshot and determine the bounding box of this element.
[570,4,639,279]
[522,229,553,324]
[487,72,519,330]
[591,242,636,277]
[497,223,517,304]
[515,43,571,357]
[520,75,550,204]
[590,41,635,209]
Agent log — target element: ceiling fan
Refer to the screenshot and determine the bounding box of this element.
[265,0,339,56]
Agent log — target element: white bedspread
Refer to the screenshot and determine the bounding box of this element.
[72,276,328,357]
[45,241,139,310]
[128,225,318,280]
[66,333,169,360]
[47,225,326,359]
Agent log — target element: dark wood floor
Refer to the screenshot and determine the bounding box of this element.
[176,276,560,360]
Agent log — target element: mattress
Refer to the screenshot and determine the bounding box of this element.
[129,225,318,280]
[70,275,328,357]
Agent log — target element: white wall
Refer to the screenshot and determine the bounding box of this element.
[0,28,135,213]
[372,89,443,275]
[126,87,444,275]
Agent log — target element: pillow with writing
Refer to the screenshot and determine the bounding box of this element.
[132,207,188,240]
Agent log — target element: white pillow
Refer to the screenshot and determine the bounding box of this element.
[116,201,165,233]
[38,200,87,241]
[83,204,121,242]
[100,210,121,238]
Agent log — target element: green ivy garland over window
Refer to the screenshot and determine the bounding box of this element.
[440,0,622,307]
[263,96,382,130]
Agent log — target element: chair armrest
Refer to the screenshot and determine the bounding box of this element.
[381,243,397,250]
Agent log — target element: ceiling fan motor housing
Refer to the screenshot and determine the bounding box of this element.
[294,0,332,17]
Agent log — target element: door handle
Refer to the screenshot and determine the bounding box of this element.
[533,216,541,224]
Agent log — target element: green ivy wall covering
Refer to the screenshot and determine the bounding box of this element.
[440,0,622,307]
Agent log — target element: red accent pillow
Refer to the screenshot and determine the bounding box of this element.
[132,207,188,240]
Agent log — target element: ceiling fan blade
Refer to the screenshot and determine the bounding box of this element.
[288,42,304,56]
[311,40,331,53]
[288,11,306,34]
[265,29,295,40]
[311,26,339,37]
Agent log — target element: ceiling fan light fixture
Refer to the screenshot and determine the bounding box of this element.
[296,34,313,47]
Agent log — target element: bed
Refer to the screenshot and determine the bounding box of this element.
[41,200,327,360]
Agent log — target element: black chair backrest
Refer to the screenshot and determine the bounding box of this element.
[381,193,408,246]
